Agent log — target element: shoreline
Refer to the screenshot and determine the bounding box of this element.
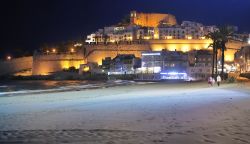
[1,80,248,97]
[0,80,155,97]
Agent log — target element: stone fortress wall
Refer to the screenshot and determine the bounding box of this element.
[85,44,151,65]
[0,40,246,76]
[130,11,177,27]
[32,53,86,75]
[0,56,33,76]
[84,39,244,65]
[31,44,150,75]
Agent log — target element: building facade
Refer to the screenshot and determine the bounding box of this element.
[188,50,213,80]
[109,54,141,75]
[235,46,250,73]
[141,51,188,80]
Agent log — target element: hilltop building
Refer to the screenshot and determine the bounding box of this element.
[130,11,177,27]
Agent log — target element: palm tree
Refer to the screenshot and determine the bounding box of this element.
[206,31,220,78]
[218,26,234,80]
[215,42,219,75]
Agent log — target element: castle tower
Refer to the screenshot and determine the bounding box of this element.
[129,11,177,27]
[130,11,137,25]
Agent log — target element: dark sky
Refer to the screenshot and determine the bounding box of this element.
[1,0,250,58]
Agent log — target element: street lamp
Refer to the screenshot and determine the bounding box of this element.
[248,39,250,45]
[7,56,12,60]
[70,48,75,53]
[52,48,56,53]
[74,43,82,47]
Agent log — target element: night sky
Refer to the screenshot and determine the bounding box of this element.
[0,0,250,58]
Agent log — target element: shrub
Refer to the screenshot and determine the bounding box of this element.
[240,73,250,79]
[227,77,236,83]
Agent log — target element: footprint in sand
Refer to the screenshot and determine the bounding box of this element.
[202,135,216,143]
[203,139,216,143]
[186,130,195,134]
[233,137,249,143]
[217,133,226,137]
[165,132,174,135]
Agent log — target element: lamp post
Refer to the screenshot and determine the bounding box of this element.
[7,56,11,60]
[52,48,56,53]
[70,48,75,53]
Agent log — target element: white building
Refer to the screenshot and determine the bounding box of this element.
[159,26,186,39]
[85,20,218,42]
[158,21,217,40]
[85,34,96,44]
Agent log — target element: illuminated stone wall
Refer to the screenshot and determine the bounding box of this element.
[85,44,151,65]
[130,11,177,27]
[148,39,245,62]
[85,40,244,66]
[0,56,33,76]
[149,39,213,52]
[32,53,86,75]
[31,40,246,75]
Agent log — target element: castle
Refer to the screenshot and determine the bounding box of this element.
[130,11,177,27]
[1,11,248,76]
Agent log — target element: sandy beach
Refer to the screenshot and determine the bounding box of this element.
[0,81,250,144]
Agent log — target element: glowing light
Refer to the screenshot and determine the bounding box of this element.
[187,36,192,40]
[200,36,206,40]
[160,72,187,75]
[127,36,133,41]
[154,34,159,39]
[83,66,90,72]
[144,36,150,40]
[224,49,236,62]
[7,56,12,60]
[70,48,75,53]
[181,45,190,52]
[142,53,161,56]
[166,36,173,39]
[141,67,162,73]
[160,72,188,80]
[60,60,84,69]
[46,50,50,54]
[225,55,234,62]
[74,43,82,47]
[52,48,56,53]
[150,39,213,52]
[248,39,250,44]
[153,67,161,73]
[14,70,32,76]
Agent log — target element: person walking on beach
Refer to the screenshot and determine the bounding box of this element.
[208,76,213,86]
[212,77,215,85]
[216,75,222,86]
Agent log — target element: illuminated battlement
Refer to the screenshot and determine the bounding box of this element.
[130,11,177,27]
